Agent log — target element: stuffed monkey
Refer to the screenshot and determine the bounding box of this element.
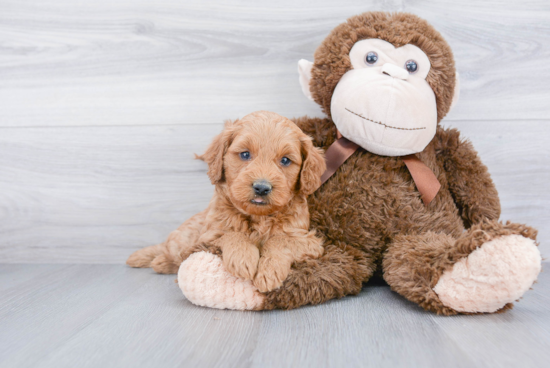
[128,12,542,315]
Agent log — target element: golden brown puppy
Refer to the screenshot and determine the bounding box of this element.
[127,111,326,292]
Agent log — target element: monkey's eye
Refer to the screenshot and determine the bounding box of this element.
[365,51,378,65]
[405,59,418,74]
[240,151,251,160]
[280,157,291,166]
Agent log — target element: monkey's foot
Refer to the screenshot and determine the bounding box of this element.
[178,252,265,310]
[434,235,541,313]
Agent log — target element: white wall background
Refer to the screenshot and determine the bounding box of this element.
[1,0,549,262]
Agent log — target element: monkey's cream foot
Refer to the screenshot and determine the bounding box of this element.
[178,252,265,310]
[433,235,541,313]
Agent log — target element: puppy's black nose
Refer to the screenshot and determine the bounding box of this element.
[253,180,272,196]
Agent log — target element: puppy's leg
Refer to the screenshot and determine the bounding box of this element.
[126,209,207,274]
[292,231,325,261]
[254,236,294,293]
[254,233,324,292]
[126,243,165,268]
[217,233,260,280]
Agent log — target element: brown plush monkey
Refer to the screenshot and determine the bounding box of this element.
[131,12,542,315]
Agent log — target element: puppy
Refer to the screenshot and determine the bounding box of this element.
[127,111,326,292]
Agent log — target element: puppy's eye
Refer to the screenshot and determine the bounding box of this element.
[365,51,378,65]
[239,151,251,160]
[405,59,418,74]
[280,157,291,166]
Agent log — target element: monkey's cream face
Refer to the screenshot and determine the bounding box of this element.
[330,39,437,156]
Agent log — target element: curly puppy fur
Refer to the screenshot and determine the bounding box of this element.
[127,111,327,292]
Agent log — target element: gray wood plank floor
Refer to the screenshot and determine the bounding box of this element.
[0,264,549,368]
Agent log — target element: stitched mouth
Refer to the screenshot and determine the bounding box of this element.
[345,108,426,131]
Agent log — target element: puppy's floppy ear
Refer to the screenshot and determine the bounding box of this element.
[299,135,326,195]
[196,120,236,185]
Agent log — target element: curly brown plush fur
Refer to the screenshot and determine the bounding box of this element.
[260,13,538,314]
[261,117,537,314]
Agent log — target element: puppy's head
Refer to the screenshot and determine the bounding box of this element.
[198,111,326,216]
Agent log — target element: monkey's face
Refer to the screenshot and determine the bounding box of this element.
[297,12,460,157]
[330,39,437,156]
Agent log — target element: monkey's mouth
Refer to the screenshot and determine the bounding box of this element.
[345,108,426,131]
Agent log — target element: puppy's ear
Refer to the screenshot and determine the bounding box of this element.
[196,120,236,185]
[299,135,326,195]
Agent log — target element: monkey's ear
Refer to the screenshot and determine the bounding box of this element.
[449,71,460,112]
[196,122,235,185]
[298,59,314,102]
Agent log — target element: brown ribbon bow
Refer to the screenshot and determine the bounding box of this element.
[319,132,441,206]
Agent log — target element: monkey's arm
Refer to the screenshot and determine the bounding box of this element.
[435,126,501,228]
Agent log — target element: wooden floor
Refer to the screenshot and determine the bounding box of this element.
[1,0,550,366]
[0,264,549,368]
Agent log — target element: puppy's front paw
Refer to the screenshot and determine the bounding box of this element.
[253,257,291,293]
[223,245,260,280]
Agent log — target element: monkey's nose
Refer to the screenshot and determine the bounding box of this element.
[381,63,409,80]
[252,180,272,196]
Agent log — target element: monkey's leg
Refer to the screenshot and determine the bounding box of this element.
[263,244,374,309]
[382,220,541,315]
[126,209,207,274]
[178,243,376,310]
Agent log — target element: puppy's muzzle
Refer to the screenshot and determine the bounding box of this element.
[252,180,272,196]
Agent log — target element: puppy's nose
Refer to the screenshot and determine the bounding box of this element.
[252,180,272,196]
